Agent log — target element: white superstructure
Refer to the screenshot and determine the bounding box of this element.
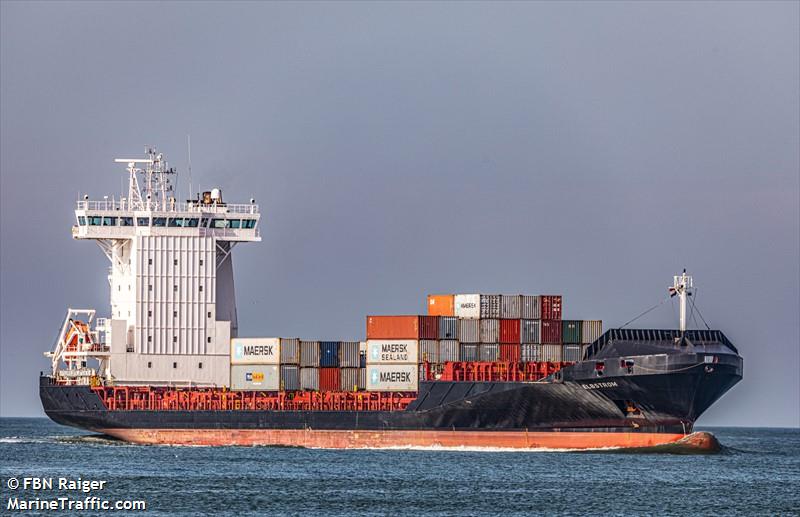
[47,147,260,386]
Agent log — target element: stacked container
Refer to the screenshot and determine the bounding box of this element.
[230,338,281,391]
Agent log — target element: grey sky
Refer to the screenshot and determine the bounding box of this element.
[1,1,798,426]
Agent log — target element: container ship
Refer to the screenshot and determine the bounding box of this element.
[40,148,743,449]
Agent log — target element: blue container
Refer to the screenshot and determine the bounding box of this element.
[439,317,458,339]
[319,341,340,367]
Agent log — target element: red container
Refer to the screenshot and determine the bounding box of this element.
[540,319,563,344]
[540,295,563,320]
[499,344,521,362]
[366,315,420,339]
[499,319,521,343]
[419,316,439,340]
[319,367,341,392]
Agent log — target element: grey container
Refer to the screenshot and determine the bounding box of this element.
[521,295,540,319]
[521,344,541,362]
[280,338,300,364]
[521,319,541,344]
[500,295,521,319]
[230,364,280,391]
[460,343,479,362]
[340,368,363,391]
[581,320,603,344]
[540,344,563,362]
[439,340,460,362]
[280,365,300,390]
[480,295,501,318]
[563,344,583,362]
[420,339,439,363]
[300,341,320,367]
[300,367,319,390]
[439,317,458,340]
[479,343,499,362]
[459,319,480,343]
[339,341,360,367]
[480,319,500,343]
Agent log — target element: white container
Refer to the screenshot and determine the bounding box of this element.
[454,294,480,319]
[230,338,280,365]
[366,364,419,391]
[366,339,419,364]
[230,364,280,390]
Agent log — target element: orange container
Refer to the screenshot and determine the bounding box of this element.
[366,315,420,339]
[427,294,455,316]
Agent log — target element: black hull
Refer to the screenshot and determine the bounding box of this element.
[41,350,742,437]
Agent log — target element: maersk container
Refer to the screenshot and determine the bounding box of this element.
[480,295,501,318]
[419,316,439,340]
[319,341,340,367]
[300,367,319,391]
[479,343,499,362]
[319,367,340,391]
[279,338,300,364]
[366,364,418,391]
[499,319,520,343]
[420,340,439,364]
[499,343,521,362]
[480,319,500,343]
[280,365,300,391]
[366,339,419,364]
[366,315,419,339]
[339,341,360,368]
[230,337,280,365]
[460,343,479,362]
[521,295,540,319]
[459,319,480,343]
[230,364,280,391]
[540,344,563,362]
[427,294,455,316]
[439,340,460,362]
[439,317,458,340]
[521,344,541,362]
[562,320,582,344]
[540,295,563,320]
[540,320,562,344]
[581,320,603,344]
[500,295,521,319]
[340,368,363,391]
[300,341,320,367]
[563,344,583,362]
[521,319,540,344]
[454,294,480,319]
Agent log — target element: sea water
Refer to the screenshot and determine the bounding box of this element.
[1,418,797,516]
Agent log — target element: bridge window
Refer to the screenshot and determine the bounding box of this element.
[103,217,116,226]
[229,219,241,229]
[89,216,102,226]
[153,218,166,227]
[185,218,199,227]
[137,217,150,226]
[78,216,86,225]
[200,217,211,228]
[168,218,183,227]
[242,219,256,229]
[212,219,228,229]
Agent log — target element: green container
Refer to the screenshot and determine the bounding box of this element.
[561,320,582,344]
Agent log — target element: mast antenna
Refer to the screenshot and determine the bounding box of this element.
[668,269,694,332]
[187,134,192,201]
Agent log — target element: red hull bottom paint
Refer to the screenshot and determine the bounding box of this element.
[99,429,720,451]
